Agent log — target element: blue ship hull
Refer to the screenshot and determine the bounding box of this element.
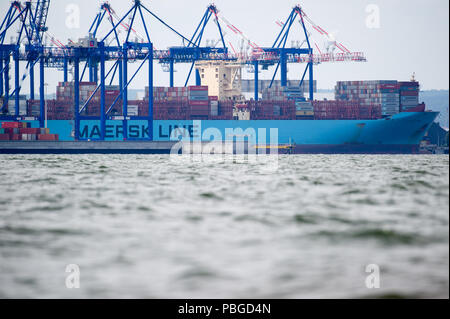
[0,112,438,154]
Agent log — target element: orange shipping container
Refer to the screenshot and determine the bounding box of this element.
[38,134,59,141]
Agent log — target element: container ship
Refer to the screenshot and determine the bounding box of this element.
[0,2,439,154]
[0,74,438,154]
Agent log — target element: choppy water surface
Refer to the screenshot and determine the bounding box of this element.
[0,155,448,299]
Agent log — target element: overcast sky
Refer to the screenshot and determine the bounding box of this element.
[1,0,449,93]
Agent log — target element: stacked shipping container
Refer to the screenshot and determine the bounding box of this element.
[52,82,89,119]
[3,80,422,121]
[20,84,232,121]
[262,86,306,102]
[147,86,189,102]
[262,86,315,119]
[0,95,28,116]
[262,86,314,119]
[262,87,288,101]
[153,102,190,120]
[248,100,296,120]
[335,80,422,117]
[3,95,28,116]
[189,86,209,119]
[0,122,59,141]
[211,101,233,120]
[398,81,420,111]
[295,101,315,119]
[55,82,123,118]
[145,86,232,120]
[312,100,381,120]
[335,80,400,117]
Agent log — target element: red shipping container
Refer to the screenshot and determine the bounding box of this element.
[1,122,20,129]
[400,87,419,92]
[190,111,209,115]
[80,82,97,86]
[398,81,419,88]
[38,134,59,141]
[189,100,209,106]
[400,91,419,97]
[188,86,208,91]
[379,84,399,90]
[0,134,10,140]
[10,134,22,140]
[3,128,18,134]
[19,128,40,134]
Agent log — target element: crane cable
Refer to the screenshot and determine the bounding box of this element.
[211,8,263,55]
[297,8,351,54]
[106,7,146,43]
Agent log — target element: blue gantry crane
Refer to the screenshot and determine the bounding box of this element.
[31,0,49,45]
[247,6,315,101]
[71,0,160,141]
[67,0,232,140]
[226,5,366,101]
[180,4,230,87]
[0,0,50,126]
[70,1,236,140]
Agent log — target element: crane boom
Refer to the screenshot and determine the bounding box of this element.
[33,0,50,44]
